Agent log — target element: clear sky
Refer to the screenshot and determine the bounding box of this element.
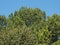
[0,0,60,17]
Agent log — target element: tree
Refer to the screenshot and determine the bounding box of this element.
[47,14,60,43]
[0,7,60,45]
[0,15,7,30]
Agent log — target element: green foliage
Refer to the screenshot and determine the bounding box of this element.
[47,14,60,43]
[0,16,7,30]
[0,26,38,45]
[38,28,52,44]
[52,40,60,45]
[0,7,60,45]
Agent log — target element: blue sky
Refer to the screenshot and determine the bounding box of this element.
[0,0,60,17]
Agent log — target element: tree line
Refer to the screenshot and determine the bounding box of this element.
[0,7,60,45]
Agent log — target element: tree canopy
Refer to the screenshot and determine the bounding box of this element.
[0,7,60,45]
